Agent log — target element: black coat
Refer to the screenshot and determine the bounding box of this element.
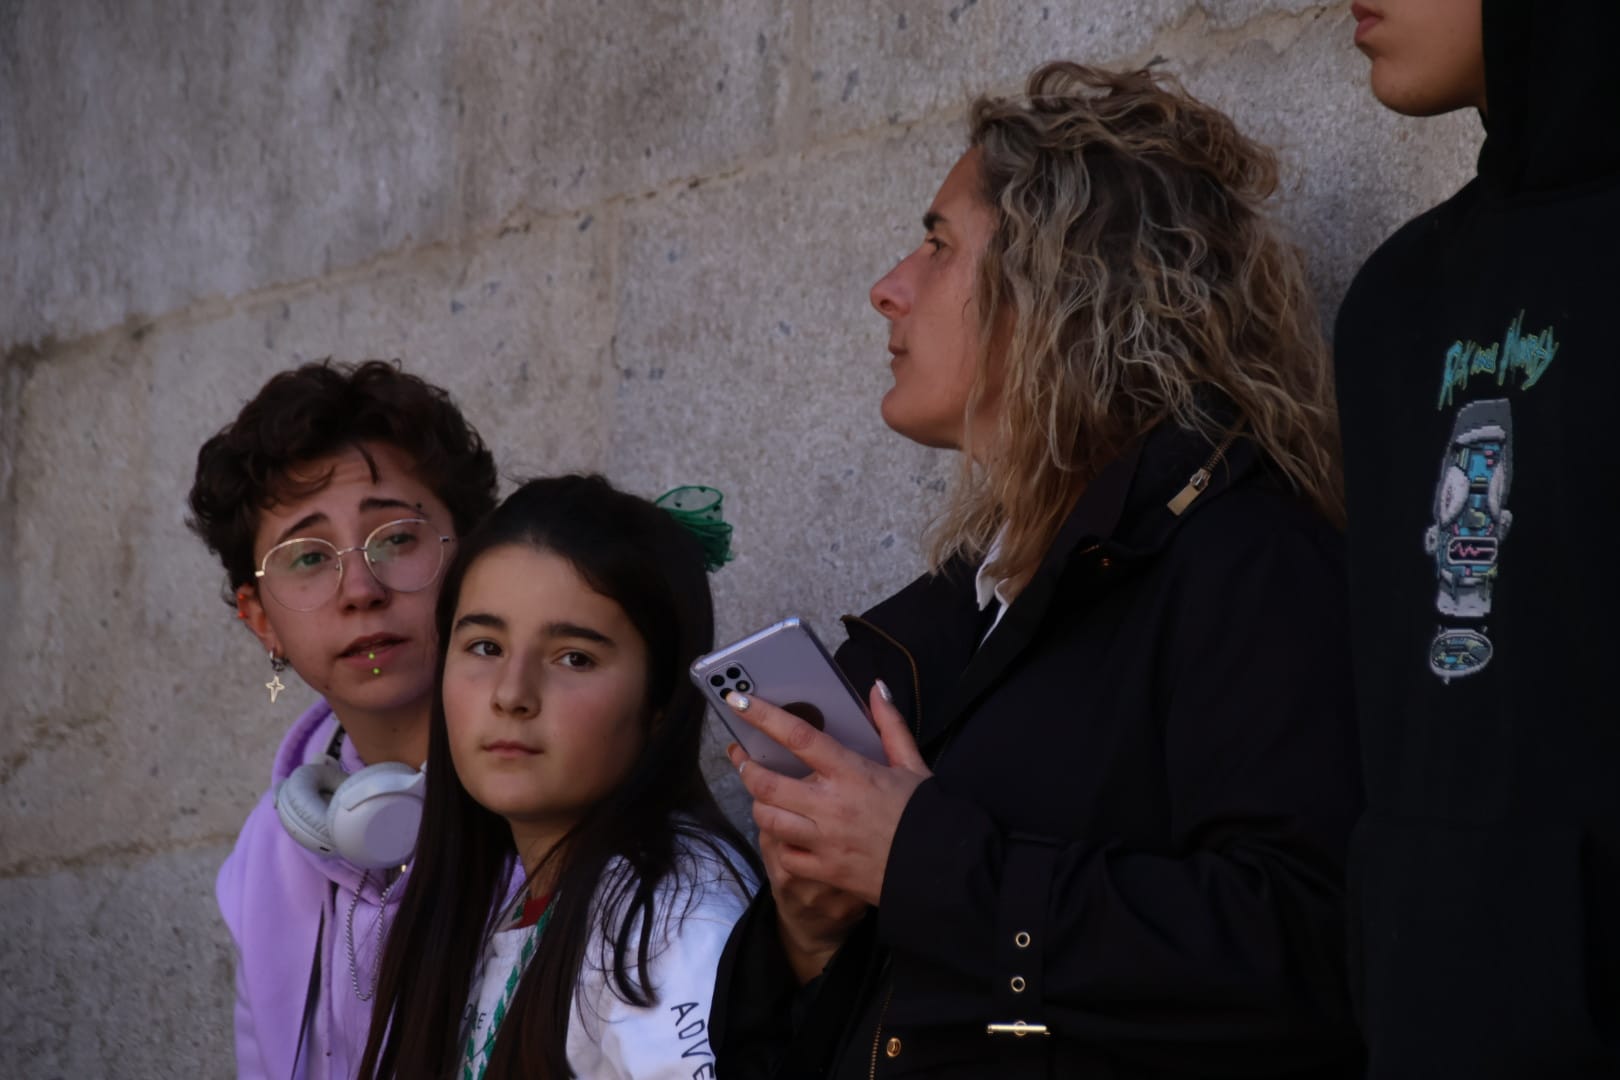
[712,424,1364,1079]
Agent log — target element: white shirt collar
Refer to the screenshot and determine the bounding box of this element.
[973,525,1014,613]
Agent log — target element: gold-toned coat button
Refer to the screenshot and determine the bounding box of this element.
[1010,975,1027,993]
[1014,931,1031,948]
[885,1036,903,1058]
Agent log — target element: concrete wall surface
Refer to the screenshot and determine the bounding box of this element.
[2,1,1480,1074]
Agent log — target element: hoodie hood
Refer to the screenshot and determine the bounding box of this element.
[269,698,377,894]
[271,698,367,784]
[1479,0,1620,193]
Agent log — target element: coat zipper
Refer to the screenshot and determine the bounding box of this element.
[839,614,923,738]
[836,616,914,1076]
[1166,428,1242,516]
[867,984,896,1079]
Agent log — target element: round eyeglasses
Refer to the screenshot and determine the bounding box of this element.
[255,518,452,612]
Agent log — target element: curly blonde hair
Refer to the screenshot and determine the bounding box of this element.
[933,62,1343,587]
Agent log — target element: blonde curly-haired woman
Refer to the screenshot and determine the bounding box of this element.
[712,62,1362,1079]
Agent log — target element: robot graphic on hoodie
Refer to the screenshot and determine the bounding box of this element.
[1336,0,1620,1076]
[1424,398,1512,677]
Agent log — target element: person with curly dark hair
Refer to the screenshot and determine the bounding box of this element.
[187,359,498,1080]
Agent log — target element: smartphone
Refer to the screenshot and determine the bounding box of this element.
[691,617,886,779]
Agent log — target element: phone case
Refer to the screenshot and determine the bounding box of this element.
[690,617,885,779]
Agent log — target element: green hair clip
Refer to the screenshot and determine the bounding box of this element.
[655,485,735,571]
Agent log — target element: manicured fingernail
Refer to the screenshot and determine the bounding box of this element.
[875,678,893,704]
[727,691,751,712]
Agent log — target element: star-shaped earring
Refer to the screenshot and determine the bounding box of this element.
[266,652,289,704]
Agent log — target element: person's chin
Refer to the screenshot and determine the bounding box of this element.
[878,390,913,439]
[880,395,947,448]
[1369,64,1477,118]
[336,672,434,714]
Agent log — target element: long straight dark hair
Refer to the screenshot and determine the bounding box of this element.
[358,474,760,1079]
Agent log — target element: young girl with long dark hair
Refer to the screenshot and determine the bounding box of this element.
[359,474,759,1080]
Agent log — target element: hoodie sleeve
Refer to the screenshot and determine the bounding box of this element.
[217,805,273,1080]
[565,850,753,1079]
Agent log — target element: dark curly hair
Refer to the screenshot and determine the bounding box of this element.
[187,359,499,599]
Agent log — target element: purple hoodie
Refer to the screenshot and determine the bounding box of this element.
[217,700,405,1080]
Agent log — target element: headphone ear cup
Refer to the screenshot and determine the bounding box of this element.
[329,763,427,870]
[275,760,350,857]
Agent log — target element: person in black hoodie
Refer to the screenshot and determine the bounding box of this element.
[1336,0,1620,1075]
[710,62,1364,1079]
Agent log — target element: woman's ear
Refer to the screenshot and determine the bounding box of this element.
[235,585,282,656]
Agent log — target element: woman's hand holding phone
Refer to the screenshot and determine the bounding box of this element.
[725,682,931,911]
[755,829,869,985]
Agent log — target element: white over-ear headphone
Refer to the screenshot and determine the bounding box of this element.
[274,729,426,870]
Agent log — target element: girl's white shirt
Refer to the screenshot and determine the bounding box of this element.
[460,833,754,1080]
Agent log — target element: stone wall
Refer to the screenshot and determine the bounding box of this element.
[0,1,1479,1073]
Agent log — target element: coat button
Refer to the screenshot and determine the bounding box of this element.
[886,1036,903,1058]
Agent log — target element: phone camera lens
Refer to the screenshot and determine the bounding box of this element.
[726,667,741,680]
[736,681,752,693]
[709,674,726,688]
